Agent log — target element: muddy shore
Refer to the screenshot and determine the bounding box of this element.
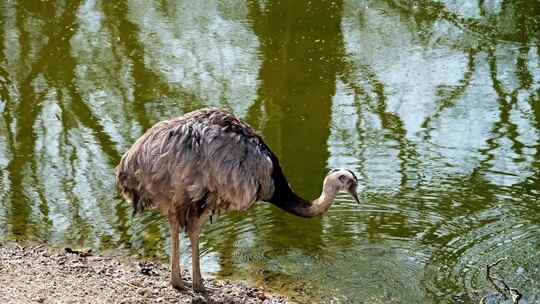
[0,242,289,304]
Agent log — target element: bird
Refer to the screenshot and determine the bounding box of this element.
[115,107,360,292]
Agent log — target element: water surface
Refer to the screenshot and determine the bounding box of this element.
[1,0,539,303]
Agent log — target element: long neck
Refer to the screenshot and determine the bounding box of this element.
[269,184,338,218]
[264,148,337,218]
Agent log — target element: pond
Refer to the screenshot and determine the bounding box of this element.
[0,0,539,303]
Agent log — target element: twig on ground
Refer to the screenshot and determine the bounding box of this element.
[486,257,509,299]
[113,278,141,289]
[482,257,522,304]
[64,247,93,257]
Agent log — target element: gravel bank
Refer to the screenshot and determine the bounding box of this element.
[0,242,289,304]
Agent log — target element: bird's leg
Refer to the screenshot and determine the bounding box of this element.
[188,214,206,292]
[169,215,183,290]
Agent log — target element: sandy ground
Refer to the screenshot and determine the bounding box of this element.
[0,242,289,304]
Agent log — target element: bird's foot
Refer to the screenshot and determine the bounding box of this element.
[192,280,206,293]
[171,278,185,291]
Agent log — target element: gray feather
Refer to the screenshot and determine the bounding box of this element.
[115,107,275,228]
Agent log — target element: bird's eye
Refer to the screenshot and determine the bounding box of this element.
[338,174,347,182]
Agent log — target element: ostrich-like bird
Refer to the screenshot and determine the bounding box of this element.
[115,107,359,292]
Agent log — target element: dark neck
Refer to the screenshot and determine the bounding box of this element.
[265,148,306,217]
[269,183,338,218]
[266,151,336,218]
[269,188,315,218]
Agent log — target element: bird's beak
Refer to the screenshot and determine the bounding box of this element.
[348,184,360,205]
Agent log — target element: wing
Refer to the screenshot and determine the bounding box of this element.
[180,108,275,210]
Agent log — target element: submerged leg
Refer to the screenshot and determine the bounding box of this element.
[169,215,183,290]
[188,214,207,292]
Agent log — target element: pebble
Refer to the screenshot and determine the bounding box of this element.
[137,287,152,296]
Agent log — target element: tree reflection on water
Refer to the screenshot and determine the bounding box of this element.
[0,0,539,302]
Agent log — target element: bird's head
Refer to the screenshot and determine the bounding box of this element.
[324,168,360,204]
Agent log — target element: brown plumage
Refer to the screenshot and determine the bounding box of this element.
[115,107,360,292]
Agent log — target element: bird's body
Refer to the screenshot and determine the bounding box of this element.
[115,107,359,292]
[116,108,276,226]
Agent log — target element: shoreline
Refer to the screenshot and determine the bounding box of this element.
[0,242,289,304]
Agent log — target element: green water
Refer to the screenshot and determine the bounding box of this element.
[1,0,539,302]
